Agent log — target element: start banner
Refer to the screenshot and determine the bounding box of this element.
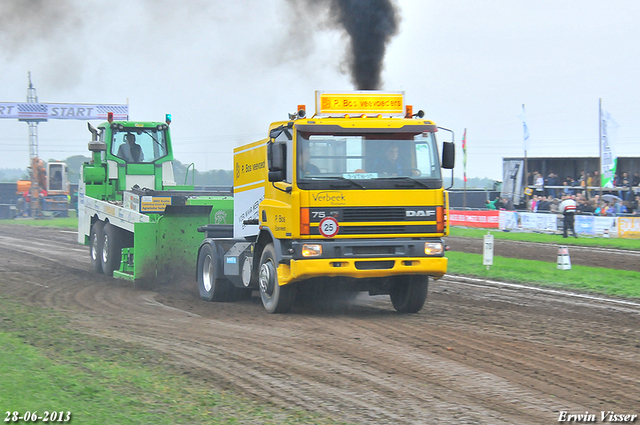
[449,210,499,228]
[0,102,128,121]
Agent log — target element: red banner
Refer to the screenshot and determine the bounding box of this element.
[449,210,500,228]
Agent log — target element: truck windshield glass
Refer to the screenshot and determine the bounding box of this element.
[111,128,168,163]
[297,129,442,189]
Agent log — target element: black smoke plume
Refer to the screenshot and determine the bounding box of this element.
[327,0,399,90]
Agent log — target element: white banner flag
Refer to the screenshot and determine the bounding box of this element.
[518,104,530,151]
[600,108,618,188]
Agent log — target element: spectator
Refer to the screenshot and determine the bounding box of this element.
[585,173,594,199]
[578,170,586,184]
[558,193,578,238]
[546,172,558,198]
[632,172,640,191]
[563,179,574,195]
[631,195,640,215]
[606,203,617,216]
[612,199,627,216]
[577,198,594,214]
[621,172,633,200]
[537,196,550,212]
[485,198,499,210]
[534,172,544,195]
[550,197,560,213]
[595,202,608,216]
[502,197,515,211]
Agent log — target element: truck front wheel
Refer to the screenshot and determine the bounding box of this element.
[90,221,105,274]
[197,244,233,302]
[389,275,428,313]
[259,244,295,313]
[101,223,123,276]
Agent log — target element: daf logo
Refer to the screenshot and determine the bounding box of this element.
[406,210,435,217]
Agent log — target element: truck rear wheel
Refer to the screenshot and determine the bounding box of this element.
[101,223,123,277]
[389,275,428,313]
[90,221,105,274]
[197,244,233,302]
[259,243,295,313]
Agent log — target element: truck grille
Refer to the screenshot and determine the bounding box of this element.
[352,246,396,255]
[341,207,405,222]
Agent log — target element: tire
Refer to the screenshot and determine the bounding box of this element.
[197,243,234,302]
[101,223,123,276]
[389,275,428,313]
[259,243,295,313]
[89,221,105,274]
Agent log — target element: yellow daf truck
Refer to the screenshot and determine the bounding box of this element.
[196,91,455,313]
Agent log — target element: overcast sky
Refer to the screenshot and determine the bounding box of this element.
[1,0,639,180]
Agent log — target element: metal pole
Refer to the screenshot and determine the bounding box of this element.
[522,104,529,207]
[26,72,41,218]
[599,98,603,199]
[463,128,467,208]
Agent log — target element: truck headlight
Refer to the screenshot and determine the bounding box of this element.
[424,242,443,256]
[302,244,322,257]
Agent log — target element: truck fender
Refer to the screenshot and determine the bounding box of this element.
[254,227,283,265]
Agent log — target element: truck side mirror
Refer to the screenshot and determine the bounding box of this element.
[441,141,455,169]
[267,142,286,182]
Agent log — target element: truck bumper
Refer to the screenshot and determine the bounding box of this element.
[277,256,448,286]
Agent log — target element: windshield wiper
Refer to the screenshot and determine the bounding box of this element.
[143,130,163,147]
[382,176,431,189]
[306,176,367,189]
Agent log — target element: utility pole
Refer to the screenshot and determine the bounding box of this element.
[26,72,41,217]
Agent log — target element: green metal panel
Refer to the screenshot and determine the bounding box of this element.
[155,205,213,285]
[186,196,234,225]
[131,222,159,285]
[110,197,233,286]
[125,164,155,175]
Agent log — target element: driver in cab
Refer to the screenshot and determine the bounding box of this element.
[299,141,320,176]
[375,144,402,176]
[117,133,144,163]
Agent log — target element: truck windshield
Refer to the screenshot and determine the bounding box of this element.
[296,128,442,190]
[111,128,168,163]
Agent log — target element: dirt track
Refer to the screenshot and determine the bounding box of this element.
[1,224,639,424]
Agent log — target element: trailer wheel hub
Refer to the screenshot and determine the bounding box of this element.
[259,261,275,296]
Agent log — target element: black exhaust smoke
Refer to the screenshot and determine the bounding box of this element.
[328,0,400,90]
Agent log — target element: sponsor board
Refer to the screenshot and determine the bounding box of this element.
[449,210,499,228]
[618,217,640,238]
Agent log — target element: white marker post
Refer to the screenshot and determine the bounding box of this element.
[483,231,494,270]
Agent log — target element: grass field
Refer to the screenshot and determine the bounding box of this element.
[446,251,640,299]
[0,297,345,425]
[7,217,78,229]
[449,226,640,250]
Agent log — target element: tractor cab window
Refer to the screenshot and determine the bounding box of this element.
[111,128,168,163]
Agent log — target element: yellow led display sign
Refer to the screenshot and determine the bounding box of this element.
[315,91,405,116]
